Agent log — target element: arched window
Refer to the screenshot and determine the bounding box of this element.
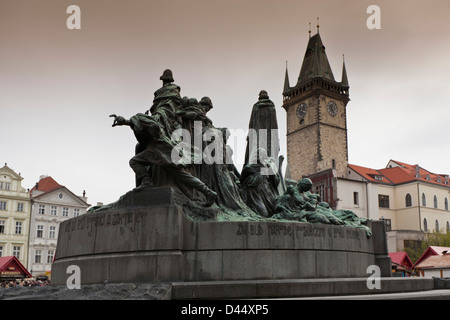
[405,194,412,207]
[434,195,438,209]
[435,220,440,233]
[423,218,428,232]
[447,221,450,233]
[445,198,448,211]
[422,193,427,206]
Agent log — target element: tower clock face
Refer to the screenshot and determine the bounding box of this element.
[296,103,307,118]
[327,101,338,116]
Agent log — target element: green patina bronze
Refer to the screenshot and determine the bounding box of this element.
[89,69,371,237]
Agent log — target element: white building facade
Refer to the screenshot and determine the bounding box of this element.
[333,160,450,252]
[28,175,89,278]
[0,164,32,268]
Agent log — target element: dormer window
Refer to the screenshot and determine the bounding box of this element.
[375,175,383,181]
[426,174,431,181]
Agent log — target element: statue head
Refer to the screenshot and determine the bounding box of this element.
[258,90,269,100]
[286,185,295,195]
[188,97,199,106]
[160,69,174,83]
[297,178,313,193]
[200,97,213,113]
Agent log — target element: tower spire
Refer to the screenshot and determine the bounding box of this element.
[283,61,290,93]
[309,22,311,38]
[316,17,320,34]
[341,54,349,88]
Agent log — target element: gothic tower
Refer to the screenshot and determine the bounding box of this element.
[283,28,350,181]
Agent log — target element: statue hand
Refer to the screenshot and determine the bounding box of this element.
[109,114,126,127]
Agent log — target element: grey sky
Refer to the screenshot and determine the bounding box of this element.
[1,0,449,205]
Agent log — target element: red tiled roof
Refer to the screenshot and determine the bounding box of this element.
[349,160,449,187]
[347,164,389,183]
[30,176,62,197]
[389,252,413,269]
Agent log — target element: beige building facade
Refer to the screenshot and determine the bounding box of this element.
[340,160,449,252]
[0,164,32,268]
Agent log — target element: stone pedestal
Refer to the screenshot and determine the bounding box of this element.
[51,187,390,285]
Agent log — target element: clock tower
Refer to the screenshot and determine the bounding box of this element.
[283,29,350,182]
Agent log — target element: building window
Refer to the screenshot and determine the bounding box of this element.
[47,250,54,264]
[405,194,412,207]
[353,192,359,206]
[436,220,440,233]
[383,218,392,231]
[0,220,4,234]
[37,225,44,238]
[446,198,449,211]
[49,226,56,239]
[378,195,390,208]
[62,207,69,217]
[38,204,45,214]
[315,185,325,202]
[434,195,438,209]
[15,221,22,234]
[0,201,6,210]
[35,250,42,263]
[424,218,428,232]
[50,206,57,216]
[4,182,10,190]
[447,221,450,233]
[422,193,427,207]
[12,246,20,259]
[0,246,3,257]
[74,209,80,217]
[17,203,24,212]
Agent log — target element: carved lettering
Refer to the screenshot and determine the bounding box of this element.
[236,223,263,236]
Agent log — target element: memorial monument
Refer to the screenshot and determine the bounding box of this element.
[51,70,390,287]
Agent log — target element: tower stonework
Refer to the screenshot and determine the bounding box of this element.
[283,31,350,181]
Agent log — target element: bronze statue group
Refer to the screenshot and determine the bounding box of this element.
[106,69,371,236]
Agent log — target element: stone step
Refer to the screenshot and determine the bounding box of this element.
[171,277,435,299]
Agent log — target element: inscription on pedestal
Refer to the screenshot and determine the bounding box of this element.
[63,210,147,237]
[236,223,361,241]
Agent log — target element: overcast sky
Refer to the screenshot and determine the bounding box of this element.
[1,0,450,206]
